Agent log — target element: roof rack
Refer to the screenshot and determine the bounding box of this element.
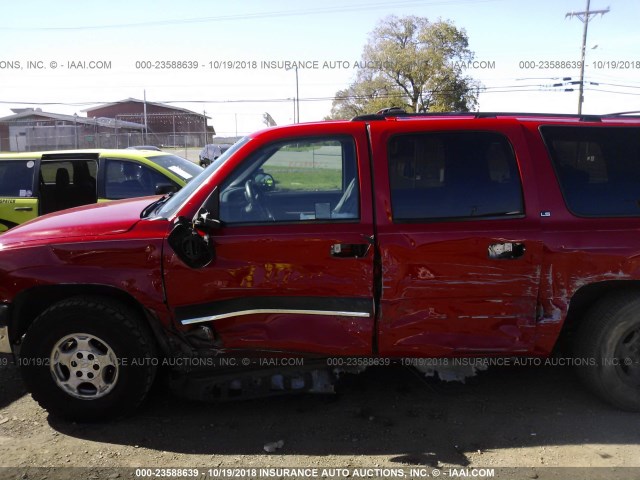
[350,108,640,122]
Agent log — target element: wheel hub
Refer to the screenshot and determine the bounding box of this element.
[50,333,119,400]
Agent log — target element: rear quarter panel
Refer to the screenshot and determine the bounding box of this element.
[522,121,640,352]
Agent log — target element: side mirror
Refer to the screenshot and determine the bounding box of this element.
[256,172,275,191]
[194,208,221,231]
[193,186,221,232]
[155,183,178,195]
[167,218,214,269]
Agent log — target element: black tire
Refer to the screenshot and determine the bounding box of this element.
[19,296,157,422]
[574,290,640,411]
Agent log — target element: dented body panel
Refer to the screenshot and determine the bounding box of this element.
[368,120,546,355]
[0,199,173,345]
[163,224,375,355]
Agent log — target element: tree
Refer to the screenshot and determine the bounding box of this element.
[327,15,480,119]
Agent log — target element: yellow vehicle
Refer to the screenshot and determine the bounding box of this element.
[0,149,202,232]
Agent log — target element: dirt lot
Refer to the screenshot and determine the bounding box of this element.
[1,358,639,480]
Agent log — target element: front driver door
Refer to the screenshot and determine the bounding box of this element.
[163,128,375,356]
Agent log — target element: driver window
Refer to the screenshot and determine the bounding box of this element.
[219,137,359,224]
[105,159,172,199]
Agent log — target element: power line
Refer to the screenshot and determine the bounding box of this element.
[585,88,640,97]
[0,0,503,31]
[592,82,640,90]
[6,80,640,111]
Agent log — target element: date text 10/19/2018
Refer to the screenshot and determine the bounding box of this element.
[135,467,496,479]
[518,60,640,70]
[132,60,497,70]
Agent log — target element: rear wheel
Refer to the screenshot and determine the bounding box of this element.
[574,291,640,411]
[19,296,157,421]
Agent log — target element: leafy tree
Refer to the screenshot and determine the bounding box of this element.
[327,15,480,119]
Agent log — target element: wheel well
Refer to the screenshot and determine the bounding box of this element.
[562,280,640,334]
[10,285,169,354]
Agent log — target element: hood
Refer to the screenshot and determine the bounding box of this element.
[0,197,159,248]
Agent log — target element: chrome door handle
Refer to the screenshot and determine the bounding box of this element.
[331,243,370,258]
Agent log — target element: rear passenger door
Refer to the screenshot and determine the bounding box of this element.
[370,121,543,356]
[0,159,37,231]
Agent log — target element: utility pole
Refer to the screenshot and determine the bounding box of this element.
[143,90,148,144]
[566,0,609,114]
[295,66,299,124]
[286,66,300,123]
[203,108,207,146]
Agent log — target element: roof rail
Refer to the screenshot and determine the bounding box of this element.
[351,108,477,121]
[351,109,640,122]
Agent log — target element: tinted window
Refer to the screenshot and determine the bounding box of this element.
[39,160,98,213]
[220,137,358,224]
[40,160,97,183]
[388,132,523,221]
[105,160,175,199]
[542,126,640,216]
[0,160,36,197]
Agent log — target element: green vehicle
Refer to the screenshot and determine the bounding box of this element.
[0,149,203,232]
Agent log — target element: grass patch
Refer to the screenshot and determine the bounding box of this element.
[266,166,342,191]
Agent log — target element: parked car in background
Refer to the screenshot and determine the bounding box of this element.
[0,149,202,232]
[199,143,231,167]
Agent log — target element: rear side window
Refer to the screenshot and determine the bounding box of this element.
[0,160,36,197]
[541,126,640,216]
[388,132,523,221]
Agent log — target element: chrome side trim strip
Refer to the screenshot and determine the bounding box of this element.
[0,326,11,354]
[181,309,370,325]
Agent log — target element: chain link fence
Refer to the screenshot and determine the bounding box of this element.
[1,130,209,152]
[0,113,213,153]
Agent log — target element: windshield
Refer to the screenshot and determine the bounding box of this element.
[147,154,203,182]
[154,137,250,218]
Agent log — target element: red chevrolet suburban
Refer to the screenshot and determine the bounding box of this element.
[1,111,640,421]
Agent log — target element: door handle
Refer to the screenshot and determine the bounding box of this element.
[331,243,370,258]
[14,206,33,212]
[488,242,526,260]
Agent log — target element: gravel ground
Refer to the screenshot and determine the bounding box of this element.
[1,357,639,480]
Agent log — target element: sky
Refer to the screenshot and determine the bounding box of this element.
[1,0,639,137]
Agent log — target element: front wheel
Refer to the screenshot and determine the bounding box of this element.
[574,291,640,411]
[19,296,157,421]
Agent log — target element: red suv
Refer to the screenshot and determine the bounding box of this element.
[1,111,640,420]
